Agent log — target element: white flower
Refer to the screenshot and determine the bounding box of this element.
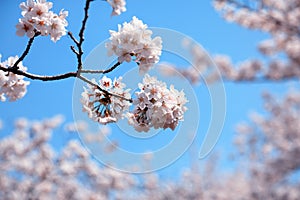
[107,0,126,16]
[105,16,162,73]
[100,76,113,89]
[0,56,30,102]
[16,19,35,38]
[127,74,188,132]
[81,76,131,125]
[48,10,68,42]
[16,0,68,42]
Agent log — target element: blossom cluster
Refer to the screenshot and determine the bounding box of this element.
[2,101,300,199]
[81,76,131,125]
[0,116,137,199]
[81,74,187,132]
[107,0,126,16]
[16,0,68,42]
[127,74,188,132]
[106,17,162,73]
[161,0,300,84]
[232,91,300,199]
[211,0,300,81]
[0,56,30,102]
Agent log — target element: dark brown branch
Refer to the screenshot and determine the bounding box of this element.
[67,0,94,70]
[13,32,40,69]
[77,0,94,70]
[0,65,77,81]
[70,46,79,55]
[79,0,93,46]
[80,62,121,74]
[68,32,79,45]
[0,64,132,102]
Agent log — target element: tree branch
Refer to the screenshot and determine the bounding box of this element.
[80,62,121,74]
[0,65,77,81]
[77,0,94,70]
[79,0,93,47]
[67,0,94,71]
[0,63,132,102]
[68,32,79,46]
[13,31,40,70]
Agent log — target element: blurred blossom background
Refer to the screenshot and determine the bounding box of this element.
[1,0,300,199]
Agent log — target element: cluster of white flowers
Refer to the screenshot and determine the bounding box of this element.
[16,0,68,42]
[0,56,30,102]
[106,17,162,73]
[127,74,187,132]
[107,0,126,16]
[81,76,131,125]
[0,116,139,199]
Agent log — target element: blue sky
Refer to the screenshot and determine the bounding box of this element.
[0,0,295,176]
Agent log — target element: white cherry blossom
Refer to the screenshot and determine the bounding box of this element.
[127,74,187,132]
[106,17,162,73]
[16,0,68,42]
[107,0,126,16]
[81,76,131,125]
[0,56,30,102]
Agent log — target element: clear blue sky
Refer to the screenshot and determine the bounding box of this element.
[0,0,294,176]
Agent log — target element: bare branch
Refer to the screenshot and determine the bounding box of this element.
[79,0,93,47]
[70,46,79,55]
[0,65,77,81]
[0,64,132,103]
[77,0,94,70]
[12,31,40,69]
[68,31,79,46]
[80,62,121,74]
[67,0,94,70]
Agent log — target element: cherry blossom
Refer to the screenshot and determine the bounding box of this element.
[160,0,300,84]
[107,0,126,16]
[16,0,68,42]
[127,74,188,132]
[0,56,30,102]
[0,116,137,200]
[81,76,131,125]
[106,16,162,73]
[211,0,300,82]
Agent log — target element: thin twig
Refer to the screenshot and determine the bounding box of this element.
[13,32,40,69]
[70,46,79,55]
[68,32,79,45]
[80,62,121,74]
